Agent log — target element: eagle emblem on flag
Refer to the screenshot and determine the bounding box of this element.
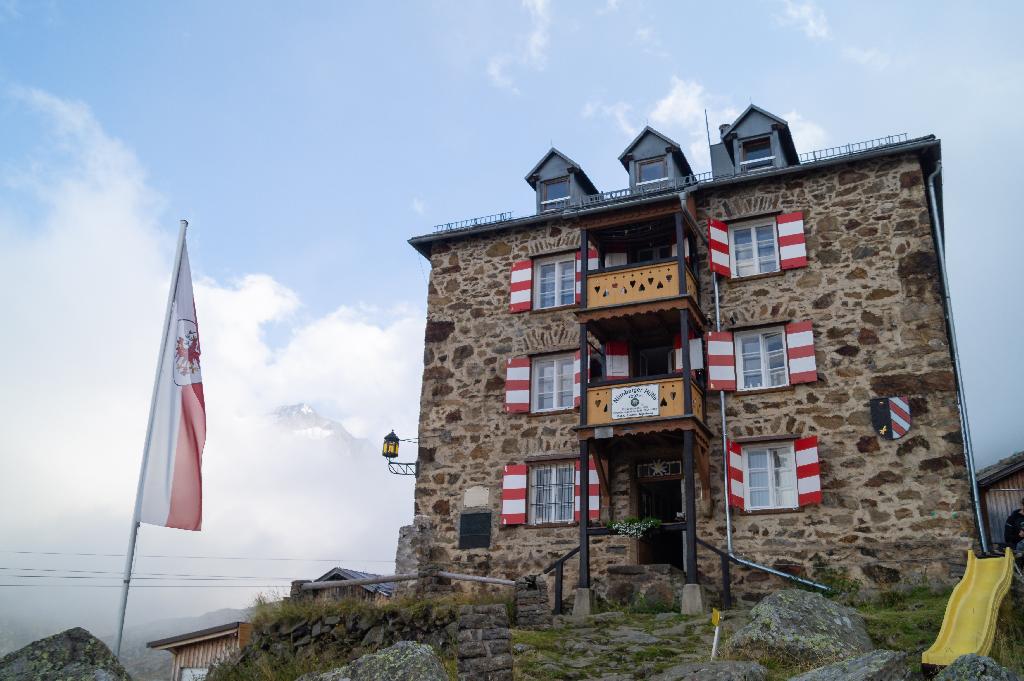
[173,319,202,385]
[870,396,911,440]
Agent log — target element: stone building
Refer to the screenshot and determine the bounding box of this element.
[405,105,977,610]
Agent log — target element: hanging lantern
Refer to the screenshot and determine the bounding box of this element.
[382,430,401,459]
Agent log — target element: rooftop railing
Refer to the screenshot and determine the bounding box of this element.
[428,132,912,235]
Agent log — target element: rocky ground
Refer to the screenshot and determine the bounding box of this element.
[512,609,753,680]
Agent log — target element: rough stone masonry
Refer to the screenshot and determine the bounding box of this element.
[407,146,973,602]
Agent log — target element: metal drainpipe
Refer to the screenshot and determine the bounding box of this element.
[712,267,831,592]
[926,162,989,554]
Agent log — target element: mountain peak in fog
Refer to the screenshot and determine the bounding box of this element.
[272,403,358,444]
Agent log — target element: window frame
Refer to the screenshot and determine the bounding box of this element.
[532,253,576,310]
[739,137,775,171]
[527,461,576,525]
[540,176,571,210]
[636,157,668,185]
[742,441,799,511]
[530,353,576,413]
[729,218,781,278]
[734,326,789,391]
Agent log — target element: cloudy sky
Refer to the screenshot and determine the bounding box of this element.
[0,0,1022,640]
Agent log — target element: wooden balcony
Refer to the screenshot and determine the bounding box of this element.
[579,261,702,325]
[578,376,708,444]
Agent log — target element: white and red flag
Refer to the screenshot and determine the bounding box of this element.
[139,241,206,531]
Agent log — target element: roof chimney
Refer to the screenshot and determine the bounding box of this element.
[718,124,730,138]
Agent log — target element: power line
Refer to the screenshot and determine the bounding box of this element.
[0,566,305,580]
[0,582,290,588]
[0,549,394,562]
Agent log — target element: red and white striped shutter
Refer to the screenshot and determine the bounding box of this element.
[575,248,600,303]
[510,260,532,313]
[672,335,704,371]
[604,341,630,378]
[727,440,744,510]
[604,246,628,268]
[785,321,817,384]
[504,357,530,413]
[501,464,528,525]
[707,218,731,277]
[574,457,600,522]
[573,350,581,407]
[794,436,822,506]
[669,240,690,261]
[706,331,736,391]
[777,212,807,270]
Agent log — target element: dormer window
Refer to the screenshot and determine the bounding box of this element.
[541,177,570,210]
[740,138,774,172]
[637,157,668,184]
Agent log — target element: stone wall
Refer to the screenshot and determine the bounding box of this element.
[226,602,459,674]
[411,149,973,601]
[690,154,974,595]
[414,220,632,594]
[456,604,513,681]
[514,575,552,628]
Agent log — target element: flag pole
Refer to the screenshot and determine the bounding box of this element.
[114,219,190,658]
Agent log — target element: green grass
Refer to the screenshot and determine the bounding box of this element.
[211,584,1024,681]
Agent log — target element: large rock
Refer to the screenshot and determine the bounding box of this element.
[0,627,131,681]
[295,641,447,681]
[790,650,913,680]
[650,660,768,680]
[724,589,873,666]
[934,654,1022,681]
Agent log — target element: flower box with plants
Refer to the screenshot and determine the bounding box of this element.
[605,516,662,540]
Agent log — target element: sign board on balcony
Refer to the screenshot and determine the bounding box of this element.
[611,385,660,419]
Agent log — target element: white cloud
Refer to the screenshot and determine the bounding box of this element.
[647,77,829,173]
[486,0,551,93]
[648,77,740,172]
[0,89,423,634]
[581,99,637,137]
[782,110,828,154]
[777,0,830,40]
[843,46,891,70]
[597,0,620,15]
[411,197,426,215]
[634,26,668,58]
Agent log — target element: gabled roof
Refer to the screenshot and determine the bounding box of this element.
[719,104,789,138]
[147,622,249,650]
[617,126,693,176]
[978,450,1024,488]
[315,567,394,597]
[523,147,598,194]
[719,104,800,166]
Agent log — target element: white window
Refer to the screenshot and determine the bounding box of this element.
[744,443,798,510]
[740,137,774,171]
[730,220,779,277]
[735,327,788,391]
[531,354,575,412]
[637,157,668,184]
[541,177,570,210]
[528,462,575,524]
[533,254,575,309]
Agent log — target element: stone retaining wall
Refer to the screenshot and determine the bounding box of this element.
[457,604,513,681]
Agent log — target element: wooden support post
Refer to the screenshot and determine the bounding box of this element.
[578,228,592,592]
[674,212,687,295]
[578,439,590,589]
[680,307,693,414]
[683,430,698,584]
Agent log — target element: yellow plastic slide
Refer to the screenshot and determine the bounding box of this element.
[922,548,1014,667]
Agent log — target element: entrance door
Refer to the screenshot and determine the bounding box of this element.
[637,478,684,569]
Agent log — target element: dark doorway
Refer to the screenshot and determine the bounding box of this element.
[637,478,684,569]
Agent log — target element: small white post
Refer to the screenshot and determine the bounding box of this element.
[113,220,189,657]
